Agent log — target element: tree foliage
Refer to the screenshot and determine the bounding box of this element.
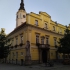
[58,28,70,54]
[0,30,11,59]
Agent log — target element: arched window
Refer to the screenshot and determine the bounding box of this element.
[23,15,26,18]
[45,23,48,29]
[53,26,55,31]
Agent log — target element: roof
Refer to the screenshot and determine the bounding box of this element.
[7,22,27,37]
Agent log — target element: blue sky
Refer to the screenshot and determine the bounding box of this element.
[0,0,70,34]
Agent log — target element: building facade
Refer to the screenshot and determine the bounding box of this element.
[6,0,70,65]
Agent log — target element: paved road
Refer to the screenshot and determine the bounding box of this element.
[0,63,70,70]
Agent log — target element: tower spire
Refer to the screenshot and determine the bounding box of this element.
[19,0,25,10]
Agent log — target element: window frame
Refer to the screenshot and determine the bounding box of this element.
[16,37,18,45]
[36,35,39,44]
[35,20,38,26]
[41,37,44,44]
[45,23,48,29]
[54,38,57,46]
[53,26,55,31]
[20,35,23,43]
[46,37,49,44]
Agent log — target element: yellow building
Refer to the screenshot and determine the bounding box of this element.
[6,0,70,65]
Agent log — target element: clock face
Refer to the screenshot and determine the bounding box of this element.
[23,15,26,18]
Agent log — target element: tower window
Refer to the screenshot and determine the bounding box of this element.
[23,15,26,18]
[17,15,18,18]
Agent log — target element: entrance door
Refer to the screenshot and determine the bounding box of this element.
[21,59,23,65]
[42,49,47,63]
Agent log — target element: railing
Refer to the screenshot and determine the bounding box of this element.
[40,44,50,49]
[36,43,50,49]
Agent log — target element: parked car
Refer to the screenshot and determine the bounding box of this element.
[63,59,70,65]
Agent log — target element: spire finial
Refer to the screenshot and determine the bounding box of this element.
[21,0,23,3]
[19,0,25,10]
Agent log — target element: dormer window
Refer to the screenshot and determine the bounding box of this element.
[45,23,48,29]
[59,28,62,33]
[35,20,38,26]
[53,26,55,31]
[16,37,18,45]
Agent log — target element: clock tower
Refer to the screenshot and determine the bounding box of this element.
[16,0,26,27]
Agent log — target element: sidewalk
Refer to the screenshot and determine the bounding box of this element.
[26,63,64,70]
[0,62,70,70]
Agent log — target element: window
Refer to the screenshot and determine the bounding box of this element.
[46,37,49,44]
[64,30,66,34]
[16,37,18,45]
[45,23,48,29]
[36,35,39,44]
[54,38,57,46]
[41,37,44,44]
[23,15,26,18]
[53,26,55,31]
[20,35,23,43]
[16,52,18,58]
[13,52,14,58]
[21,52,23,56]
[20,13,22,18]
[35,20,38,26]
[59,28,62,33]
[51,52,53,56]
[65,55,68,58]
[17,15,18,18]
[12,39,14,46]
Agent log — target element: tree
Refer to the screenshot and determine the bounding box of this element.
[57,28,70,59]
[0,29,11,60]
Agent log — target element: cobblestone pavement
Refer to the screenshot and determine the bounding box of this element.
[0,63,70,70]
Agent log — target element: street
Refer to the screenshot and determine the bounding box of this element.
[0,63,70,70]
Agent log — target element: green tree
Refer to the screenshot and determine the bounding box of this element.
[0,29,11,60]
[58,28,70,59]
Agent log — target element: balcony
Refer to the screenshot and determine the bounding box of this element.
[36,43,50,49]
[14,44,18,48]
[19,43,23,46]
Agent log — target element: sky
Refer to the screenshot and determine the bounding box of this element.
[0,0,70,34]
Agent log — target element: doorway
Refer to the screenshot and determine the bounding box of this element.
[21,59,23,65]
[42,49,47,63]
